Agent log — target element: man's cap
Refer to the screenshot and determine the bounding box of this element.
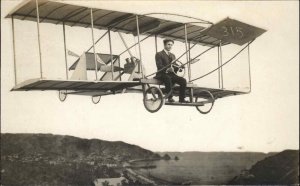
[163,38,174,45]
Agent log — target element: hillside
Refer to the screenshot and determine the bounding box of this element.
[0,133,160,185]
[1,133,160,160]
[229,150,299,184]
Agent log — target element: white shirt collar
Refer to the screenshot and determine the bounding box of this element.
[164,49,170,55]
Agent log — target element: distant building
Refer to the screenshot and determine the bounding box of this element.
[240,169,250,176]
[49,160,57,165]
[106,163,117,167]
[88,161,95,165]
[122,162,130,167]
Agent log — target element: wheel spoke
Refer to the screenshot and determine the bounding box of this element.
[143,86,164,113]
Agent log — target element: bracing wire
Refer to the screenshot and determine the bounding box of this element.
[190,40,255,82]
[145,44,215,78]
[145,43,197,78]
[142,13,213,25]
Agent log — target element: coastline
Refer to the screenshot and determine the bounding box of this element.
[132,169,183,185]
[125,158,178,185]
[126,159,184,185]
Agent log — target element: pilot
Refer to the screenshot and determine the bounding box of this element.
[155,39,188,103]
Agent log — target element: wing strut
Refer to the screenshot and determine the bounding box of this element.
[217,41,224,89]
[184,24,191,82]
[136,15,143,76]
[63,22,69,79]
[12,16,17,86]
[35,0,43,79]
[108,29,114,80]
[90,8,98,80]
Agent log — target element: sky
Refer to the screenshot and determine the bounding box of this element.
[1,0,299,153]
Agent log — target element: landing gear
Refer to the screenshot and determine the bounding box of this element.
[91,96,101,104]
[140,80,216,114]
[58,90,67,102]
[143,86,164,113]
[195,90,215,114]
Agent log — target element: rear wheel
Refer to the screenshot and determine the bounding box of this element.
[91,96,101,104]
[195,90,215,114]
[143,86,164,113]
[58,90,67,102]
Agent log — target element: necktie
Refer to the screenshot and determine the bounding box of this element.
[168,52,172,61]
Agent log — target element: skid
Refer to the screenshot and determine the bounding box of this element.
[165,102,205,106]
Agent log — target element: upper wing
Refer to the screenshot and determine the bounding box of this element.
[6,0,224,46]
[6,0,266,47]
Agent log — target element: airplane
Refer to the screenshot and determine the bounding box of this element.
[6,0,266,114]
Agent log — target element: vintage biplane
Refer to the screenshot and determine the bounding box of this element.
[6,0,266,113]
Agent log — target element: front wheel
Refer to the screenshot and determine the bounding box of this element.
[143,86,164,113]
[195,90,215,114]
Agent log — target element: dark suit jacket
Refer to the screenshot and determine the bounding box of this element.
[155,50,176,77]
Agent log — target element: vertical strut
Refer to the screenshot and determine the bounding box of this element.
[217,45,221,88]
[219,42,224,89]
[188,42,191,61]
[188,41,193,101]
[108,29,114,80]
[136,15,143,76]
[35,0,43,79]
[12,16,17,86]
[248,43,252,92]
[184,24,191,82]
[90,8,98,80]
[62,22,69,79]
[155,35,158,53]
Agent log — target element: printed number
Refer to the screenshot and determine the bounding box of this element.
[222,26,229,37]
[222,26,244,39]
[236,27,244,38]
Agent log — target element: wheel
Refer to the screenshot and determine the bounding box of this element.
[91,96,101,104]
[58,90,67,102]
[143,86,164,113]
[195,90,215,114]
[172,61,186,77]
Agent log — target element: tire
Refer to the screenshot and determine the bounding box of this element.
[195,90,215,114]
[91,96,101,104]
[143,86,164,113]
[58,90,67,102]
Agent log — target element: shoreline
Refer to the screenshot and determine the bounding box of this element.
[128,158,162,163]
[126,168,183,185]
[133,169,183,185]
[126,158,183,185]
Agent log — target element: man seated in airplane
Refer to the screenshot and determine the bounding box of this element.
[155,39,188,103]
